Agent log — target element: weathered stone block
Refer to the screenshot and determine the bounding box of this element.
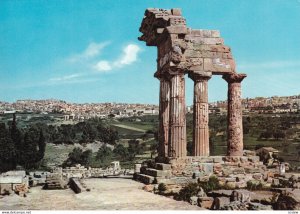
[69,178,83,194]
[192,37,224,45]
[199,157,213,163]
[192,44,231,53]
[190,196,198,205]
[0,184,13,195]
[211,30,220,38]
[213,157,223,163]
[231,190,252,202]
[232,167,245,175]
[236,181,247,189]
[199,163,214,175]
[137,174,155,184]
[273,178,280,186]
[156,163,171,170]
[253,173,262,180]
[142,184,154,192]
[166,26,187,34]
[248,156,260,163]
[249,202,272,210]
[212,197,230,210]
[198,197,214,209]
[245,167,261,174]
[171,8,182,16]
[207,189,233,197]
[240,156,248,163]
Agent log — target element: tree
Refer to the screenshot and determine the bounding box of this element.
[96,145,113,163]
[62,148,93,167]
[0,123,16,172]
[37,129,46,161]
[273,130,285,140]
[113,144,129,160]
[19,127,44,169]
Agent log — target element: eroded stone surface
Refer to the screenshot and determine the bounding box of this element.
[139,8,247,158]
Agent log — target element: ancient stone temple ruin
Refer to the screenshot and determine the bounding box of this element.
[138,8,246,159]
[135,11,300,211]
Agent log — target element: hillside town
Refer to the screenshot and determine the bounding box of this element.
[0,95,299,121]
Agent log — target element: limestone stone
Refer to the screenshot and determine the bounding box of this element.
[213,157,223,163]
[275,189,300,210]
[240,156,248,163]
[188,73,211,156]
[223,74,246,156]
[236,181,247,189]
[232,167,245,175]
[199,163,213,175]
[212,197,230,210]
[139,8,246,160]
[207,190,233,197]
[253,173,262,180]
[248,202,272,210]
[143,184,154,192]
[197,197,214,209]
[197,187,206,197]
[190,196,198,205]
[273,178,280,186]
[248,156,260,163]
[231,190,252,203]
[156,163,171,170]
[221,201,248,210]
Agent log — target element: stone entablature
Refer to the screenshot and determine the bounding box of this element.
[139,8,247,158]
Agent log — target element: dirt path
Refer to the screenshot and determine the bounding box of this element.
[0,178,201,210]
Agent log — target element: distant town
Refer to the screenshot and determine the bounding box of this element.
[0,95,299,121]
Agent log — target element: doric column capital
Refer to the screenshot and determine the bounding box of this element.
[222,73,247,83]
[154,68,186,81]
[188,71,212,82]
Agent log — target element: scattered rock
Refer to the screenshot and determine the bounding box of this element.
[248,202,272,210]
[274,189,300,210]
[212,197,230,210]
[197,187,206,197]
[197,197,214,209]
[253,173,262,180]
[221,201,248,210]
[189,196,198,205]
[143,185,154,192]
[14,184,29,197]
[207,189,233,197]
[231,190,251,203]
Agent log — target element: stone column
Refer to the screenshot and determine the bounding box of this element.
[189,72,212,156]
[157,75,170,158]
[223,73,247,156]
[168,73,187,158]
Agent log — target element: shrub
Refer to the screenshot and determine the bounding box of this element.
[246,180,263,191]
[158,183,167,193]
[176,182,199,201]
[198,176,220,192]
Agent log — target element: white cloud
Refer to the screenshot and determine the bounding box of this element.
[49,73,83,82]
[118,44,141,66]
[68,41,110,63]
[94,60,112,72]
[66,42,141,73]
[94,44,141,72]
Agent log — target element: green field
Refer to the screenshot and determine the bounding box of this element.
[26,113,300,169]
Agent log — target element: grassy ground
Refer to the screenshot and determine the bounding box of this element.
[42,114,300,169]
[44,144,75,167]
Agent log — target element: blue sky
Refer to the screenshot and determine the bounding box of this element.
[0,0,299,105]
